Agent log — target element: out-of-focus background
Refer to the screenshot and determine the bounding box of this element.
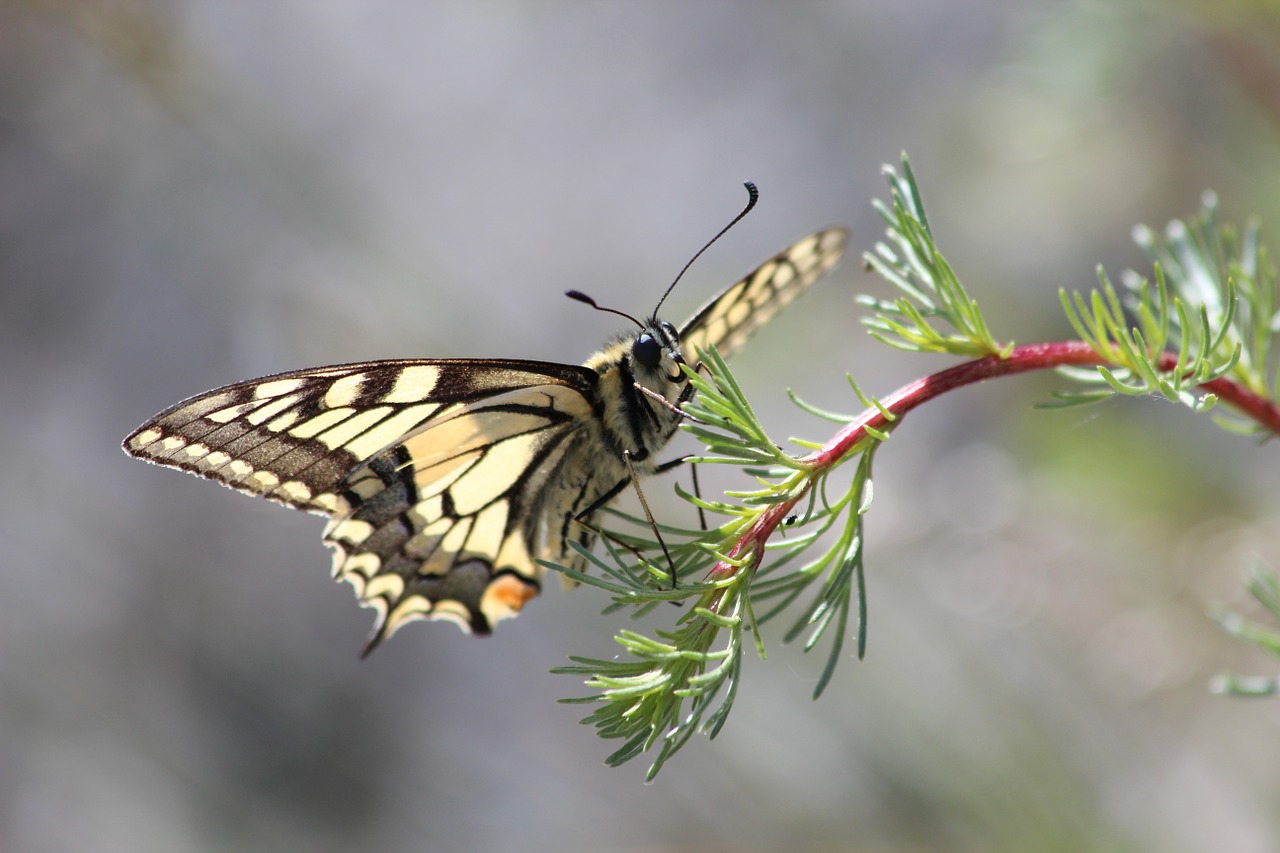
[4,2,1280,851]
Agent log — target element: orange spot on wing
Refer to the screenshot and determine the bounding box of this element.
[481,573,540,624]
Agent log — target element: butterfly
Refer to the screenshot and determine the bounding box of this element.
[123,186,848,653]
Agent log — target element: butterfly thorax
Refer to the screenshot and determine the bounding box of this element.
[584,317,689,472]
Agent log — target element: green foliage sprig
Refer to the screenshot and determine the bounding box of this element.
[550,154,1280,779]
[1212,566,1280,697]
[550,346,884,780]
[860,158,1008,358]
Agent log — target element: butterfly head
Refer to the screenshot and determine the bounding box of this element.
[598,315,689,444]
[567,289,688,388]
[631,318,685,385]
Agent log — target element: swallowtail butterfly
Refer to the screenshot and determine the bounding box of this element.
[124,189,847,652]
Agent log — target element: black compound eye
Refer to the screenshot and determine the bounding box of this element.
[632,333,662,368]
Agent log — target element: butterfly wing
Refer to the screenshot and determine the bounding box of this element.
[678,226,849,360]
[124,359,600,647]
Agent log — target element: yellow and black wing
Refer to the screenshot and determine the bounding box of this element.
[124,358,600,646]
[678,226,849,360]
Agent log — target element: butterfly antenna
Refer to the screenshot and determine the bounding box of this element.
[565,289,643,328]
[652,180,759,317]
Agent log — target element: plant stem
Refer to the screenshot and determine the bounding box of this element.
[813,341,1280,468]
[708,340,1280,582]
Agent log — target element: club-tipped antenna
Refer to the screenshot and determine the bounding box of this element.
[651,180,759,318]
[565,289,644,328]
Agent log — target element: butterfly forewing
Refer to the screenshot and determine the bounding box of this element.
[678,226,849,361]
[125,359,594,511]
[124,224,848,650]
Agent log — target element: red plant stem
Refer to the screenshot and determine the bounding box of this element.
[709,340,1280,578]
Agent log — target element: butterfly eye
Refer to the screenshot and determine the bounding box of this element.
[632,333,662,368]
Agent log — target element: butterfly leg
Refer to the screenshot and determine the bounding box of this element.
[623,450,680,589]
[571,455,680,590]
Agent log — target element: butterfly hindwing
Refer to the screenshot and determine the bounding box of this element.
[322,370,605,646]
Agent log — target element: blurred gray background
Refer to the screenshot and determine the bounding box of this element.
[4,1,1280,851]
